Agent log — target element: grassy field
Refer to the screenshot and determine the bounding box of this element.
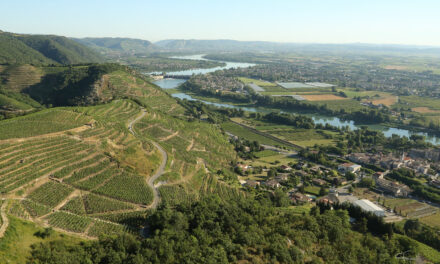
[277,204,313,215]
[220,121,292,148]
[396,95,440,111]
[412,107,440,113]
[229,117,338,148]
[419,212,440,228]
[304,186,321,196]
[307,99,367,112]
[253,153,297,166]
[237,77,278,87]
[0,216,84,263]
[254,150,279,158]
[265,128,338,147]
[338,88,393,99]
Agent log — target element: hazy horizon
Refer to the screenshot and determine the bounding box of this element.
[2,0,440,46]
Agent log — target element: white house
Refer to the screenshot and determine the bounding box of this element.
[338,163,361,174]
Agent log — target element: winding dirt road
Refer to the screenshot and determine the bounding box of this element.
[0,200,9,238]
[128,109,167,209]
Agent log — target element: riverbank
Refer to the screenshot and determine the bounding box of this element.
[151,54,440,145]
[170,87,440,145]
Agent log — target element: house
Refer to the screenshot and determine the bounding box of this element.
[416,165,430,175]
[391,161,403,169]
[318,193,339,205]
[310,166,322,174]
[236,163,250,171]
[295,171,308,178]
[402,156,413,165]
[290,192,312,204]
[280,165,292,172]
[338,163,361,174]
[264,179,281,189]
[275,173,289,182]
[375,178,411,197]
[296,162,307,170]
[312,178,327,186]
[374,171,385,179]
[430,179,440,189]
[353,199,385,217]
[348,153,371,164]
[244,180,260,188]
[328,177,347,186]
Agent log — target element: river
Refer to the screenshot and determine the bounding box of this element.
[153,55,440,145]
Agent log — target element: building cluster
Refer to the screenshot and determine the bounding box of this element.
[373,172,412,197]
[189,74,245,93]
[347,152,431,175]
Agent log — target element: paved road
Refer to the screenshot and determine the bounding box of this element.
[128,109,167,209]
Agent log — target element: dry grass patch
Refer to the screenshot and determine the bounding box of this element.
[302,94,348,101]
[369,96,398,107]
[412,107,440,113]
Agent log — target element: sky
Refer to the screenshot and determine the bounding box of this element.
[1,0,440,46]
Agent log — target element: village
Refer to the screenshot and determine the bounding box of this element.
[237,144,440,224]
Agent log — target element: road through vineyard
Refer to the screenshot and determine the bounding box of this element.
[128,109,167,209]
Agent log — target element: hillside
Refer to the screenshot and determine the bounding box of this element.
[1,69,427,263]
[155,39,440,55]
[0,66,238,251]
[73,37,156,56]
[0,33,54,65]
[0,31,102,65]
[0,63,127,117]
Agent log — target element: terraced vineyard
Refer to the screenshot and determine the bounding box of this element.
[134,110,236,185]
[0,100,159,237]
[0,74,239,239]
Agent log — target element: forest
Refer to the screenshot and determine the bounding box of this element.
[27,195,417,264]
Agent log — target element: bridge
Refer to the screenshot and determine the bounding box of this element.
[163,74,192,79]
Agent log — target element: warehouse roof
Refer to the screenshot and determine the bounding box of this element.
[354,199,384,213]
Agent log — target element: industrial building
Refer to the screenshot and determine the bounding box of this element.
[353,199,385,217]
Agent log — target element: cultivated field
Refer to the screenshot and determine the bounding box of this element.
[383,198,438,219]
[419,212,440,228]
[368,95,398,106]
[412,107,440,113]
[301,94,347,101]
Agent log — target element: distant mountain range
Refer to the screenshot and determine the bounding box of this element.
[154,39,440,55]
[68,36,440,56]
[72,37,155,55]
[0,31,103,65]
[2,29,440,65]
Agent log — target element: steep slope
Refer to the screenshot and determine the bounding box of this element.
[0,31,102,65]
[73,37,155,55]
[0,67,237,239]
[0,33,54,65]
[16,34,103,64]
[0,63,128,111]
